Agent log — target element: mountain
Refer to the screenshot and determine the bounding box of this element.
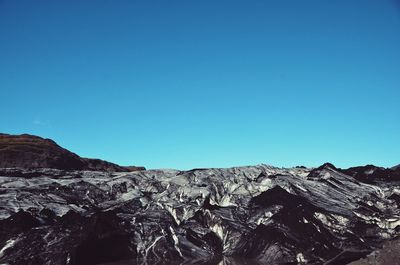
[339,164,400,183]
[0,163,400,265]
[0,133,144,172]
[392,164,400,170]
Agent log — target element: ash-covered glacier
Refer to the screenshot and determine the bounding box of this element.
[0,164,400,265]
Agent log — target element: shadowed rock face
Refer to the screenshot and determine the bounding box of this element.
[339,165,400,184]
[306,163,400,184]
[0,163,400,265]
[349,238,400,265]
[0,134,144,172]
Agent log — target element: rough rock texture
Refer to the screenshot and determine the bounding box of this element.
[339,164,400,184]
[349,238,400,265]
[0,164,400,265]
[0,134,144,172]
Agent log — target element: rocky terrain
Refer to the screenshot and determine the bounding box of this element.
[0,134,144,172]
[0,162,400,265]
[0,133,399,265]
[348,238,400,265]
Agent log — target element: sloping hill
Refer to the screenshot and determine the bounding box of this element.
[0,133,144,172]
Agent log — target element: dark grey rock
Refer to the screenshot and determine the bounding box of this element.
[0,164,399,265]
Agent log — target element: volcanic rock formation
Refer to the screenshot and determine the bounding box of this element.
[0,134,399,265]
[0,163,400,265]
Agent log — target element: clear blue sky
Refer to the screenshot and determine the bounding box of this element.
[1,0,399,169]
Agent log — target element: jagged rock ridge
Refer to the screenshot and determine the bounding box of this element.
[0,163,400,265]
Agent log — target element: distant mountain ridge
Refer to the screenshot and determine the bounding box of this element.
[392,164,400,170]
[0,133,397,178]
[0,133,144,172]
[307,162,400,184]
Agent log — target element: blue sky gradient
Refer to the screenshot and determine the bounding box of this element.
[1,0,399,169]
